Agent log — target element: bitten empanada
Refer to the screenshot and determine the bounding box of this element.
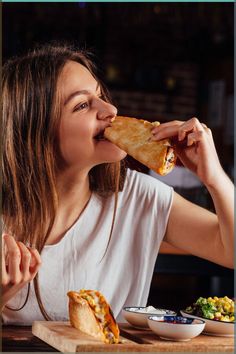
[104,116,176,175]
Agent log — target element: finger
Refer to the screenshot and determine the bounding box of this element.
[2,233,9,264]
[177,118,203,141]
[152,123,184,141]
[187,131,205,146]
[28,248,42,275]
[151,120,184,133]
[201,123,212,136]
[2,236,9,285]
[17,242,32,281]
[152,118,203,140]
[4,235,22,284]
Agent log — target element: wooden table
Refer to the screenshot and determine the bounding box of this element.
[2,325,58,352]
[2,323,234,352]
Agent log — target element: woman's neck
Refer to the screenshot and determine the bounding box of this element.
[45,169,92,245]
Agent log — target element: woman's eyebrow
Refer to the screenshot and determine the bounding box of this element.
[64,90,91,106]
[64,83,100,106]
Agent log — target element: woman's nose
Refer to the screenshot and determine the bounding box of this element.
[97,100,117,121]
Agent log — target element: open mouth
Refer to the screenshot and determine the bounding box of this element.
[94,132,107,141]
[93,127,109,141]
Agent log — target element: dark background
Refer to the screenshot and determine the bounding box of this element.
[3,2,234,179]
[3,2,234,310]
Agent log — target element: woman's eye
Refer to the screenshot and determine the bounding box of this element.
[73,102,89,112]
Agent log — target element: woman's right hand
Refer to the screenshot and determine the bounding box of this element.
[1,234,42,310]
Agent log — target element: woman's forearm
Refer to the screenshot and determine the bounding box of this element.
[206,170,234,268]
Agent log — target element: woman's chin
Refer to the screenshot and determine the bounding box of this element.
[96,146,127,163]
[95,140,126,161]
[103,152,127,163]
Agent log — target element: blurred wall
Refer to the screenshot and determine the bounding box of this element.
[3,2,234,180]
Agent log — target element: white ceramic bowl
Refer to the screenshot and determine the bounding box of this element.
[180,310,234,337]
[122,306,176,329]
[148,315,205,341]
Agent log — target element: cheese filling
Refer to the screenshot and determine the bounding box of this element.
[165,147,175,169]
[79,290,118,344]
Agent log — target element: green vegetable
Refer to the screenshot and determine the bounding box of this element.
[185,296,235,322]
[195,297,217,319]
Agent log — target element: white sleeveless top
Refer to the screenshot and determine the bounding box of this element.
[2,169,173,324]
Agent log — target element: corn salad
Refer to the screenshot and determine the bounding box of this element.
[185,296,235,322]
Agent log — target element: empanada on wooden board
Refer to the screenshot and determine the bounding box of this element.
[67,290,120,344]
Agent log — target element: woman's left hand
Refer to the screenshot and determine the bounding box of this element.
[152,117,224,187]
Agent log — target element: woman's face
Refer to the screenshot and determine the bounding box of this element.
[57,60,126,171]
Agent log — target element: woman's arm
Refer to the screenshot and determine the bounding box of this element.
[152,118,234,269]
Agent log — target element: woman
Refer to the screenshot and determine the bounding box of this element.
[2,44,233,324]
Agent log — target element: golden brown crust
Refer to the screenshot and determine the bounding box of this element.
[67,290,120,344]
[104,116,177,176]
[67,291,106,342]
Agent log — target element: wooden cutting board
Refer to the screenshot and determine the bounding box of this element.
[32,321,234,352]
[32,321,146,352]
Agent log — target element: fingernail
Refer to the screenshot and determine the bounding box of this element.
[151,127,159,133]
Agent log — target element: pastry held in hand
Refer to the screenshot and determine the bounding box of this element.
[67,289,120,344]
[104,116,177,176]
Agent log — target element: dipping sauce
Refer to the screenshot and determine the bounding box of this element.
[130,306,168,314]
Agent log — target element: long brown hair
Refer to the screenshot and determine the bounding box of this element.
[2,43,127,319]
